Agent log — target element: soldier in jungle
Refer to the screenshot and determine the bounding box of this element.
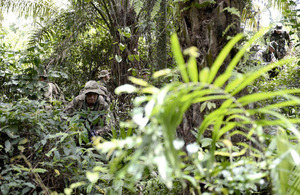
[139,69,151,81]
[258,41,280,78]
[39,73,65,102]
[64,80,110,140]
[261,41,278,63]
[264,23,292,59]
[97,69,112,104]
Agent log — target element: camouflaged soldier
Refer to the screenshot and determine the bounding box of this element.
[39,74,65,102]
[261,41,278,63]
[64,80,110,139]
[97,70,111,103]
[259,41,280,78]
[269,23,292,59]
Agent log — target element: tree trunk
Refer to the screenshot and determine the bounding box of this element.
[156,0,168,69]
[110,6,140,89]
[176,0,245,145]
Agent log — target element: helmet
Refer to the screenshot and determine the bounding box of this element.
[98,70,110,78]
[275,23,283,31]
[83,80,105,95]
[269,41,278,50]
[38,70,48,79]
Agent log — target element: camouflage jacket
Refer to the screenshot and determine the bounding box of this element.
[98,80,111,104]
[64,94,108,115]
[64,94,110,135]
[270,30,291,48]
[262,50,277,63]
[44,82,64,101]
[270,30,291,59]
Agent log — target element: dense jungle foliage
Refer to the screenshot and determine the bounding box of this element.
[1,0,300,194]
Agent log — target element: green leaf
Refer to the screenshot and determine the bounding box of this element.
[214,27,269,87]
[201,138,212,148]
[115,84,137,95]
[200,102,207,112]
[152,69,172,79]
[128,54,135,61]
[115,55,122,63]
[199,67,209,83]
[119,43,126,52]
[171,33,189,83]
[32,168,48,173]
[187,56,198,82]
[134,55,140,61]
[87,183,93,193]
[209,33,243,84]
[64,188,72,195]
[129,76,148,87]
[222,7,241,17]
[70,181,86,189]
[86,171,100,183]
[5,140,11,153]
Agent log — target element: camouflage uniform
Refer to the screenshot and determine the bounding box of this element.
[97,70,118,130]
[97,70,111,104]
[269,23,291,59]
[261,41,278,63]
[39,75,64,102]
[64,81,110,139]
[44,82,64,101]
[260,41,280,78]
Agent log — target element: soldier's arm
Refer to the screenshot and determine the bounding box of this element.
[94,95,111,136]
[44,83,53,100]
[64,97,80,115]
[285,31,292,47]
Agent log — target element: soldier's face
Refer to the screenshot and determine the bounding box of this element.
[275,30,282,34]
[86,93,98,105]
[104,75,110,82]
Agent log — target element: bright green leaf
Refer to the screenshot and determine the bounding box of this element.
[86,171,100,183]
[115,84,137,94]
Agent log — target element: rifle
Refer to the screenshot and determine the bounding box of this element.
[80,116,98,142]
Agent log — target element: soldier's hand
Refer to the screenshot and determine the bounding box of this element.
[95,126,110,136]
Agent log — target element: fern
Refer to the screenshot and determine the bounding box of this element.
[130,0,143,16]
[222,7,241,18]
[150,0,162,20]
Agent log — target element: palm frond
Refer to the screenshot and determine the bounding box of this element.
[0,0,62,19]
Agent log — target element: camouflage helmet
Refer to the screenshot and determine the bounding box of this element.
[275,23,283,31]
[269,41,278,51]
[83,80,105,95]
[38,70,48,79]
[98,70,110,78]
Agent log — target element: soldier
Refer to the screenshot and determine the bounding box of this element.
[97,70,111,103]
[259,41,280,78]
[64,80,110,140]
[139,69,151,81]
[248,45,263,66]
[268,23,292,59]
[39,74,64,102]
[98,70,110,85]
[261,41,278,63]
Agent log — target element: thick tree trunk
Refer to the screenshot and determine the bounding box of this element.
[156,0,168,69]
[110,6,141,90]
[176,0,245,145]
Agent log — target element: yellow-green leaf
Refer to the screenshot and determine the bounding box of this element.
[86,171,99,183]
[171,33,189,83]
